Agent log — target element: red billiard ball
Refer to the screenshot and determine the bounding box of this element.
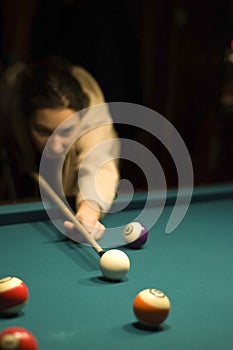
[133,288,170,327]
[0,327,38,350]
[123,222,149,248]
[0,277,29,315]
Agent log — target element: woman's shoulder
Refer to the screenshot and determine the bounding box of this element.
[0,62,27,116]
[0,62,26,86]
[71,65,105,105]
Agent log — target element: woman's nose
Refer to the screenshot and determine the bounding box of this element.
[49,135,64,154]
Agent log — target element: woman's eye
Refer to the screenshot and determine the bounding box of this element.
[40,130,52,136]
[59,128,74,137]
[34,125,52,137]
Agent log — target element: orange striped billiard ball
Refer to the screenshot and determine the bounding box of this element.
[0,327,38,350]
[0,277,29,315]
[133,288,170,327]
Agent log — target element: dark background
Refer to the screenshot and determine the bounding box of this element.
[0,0,232,192]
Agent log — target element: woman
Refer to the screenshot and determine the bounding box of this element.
[0,57,120,239]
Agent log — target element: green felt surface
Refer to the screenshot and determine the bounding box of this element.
[0,186,233,350]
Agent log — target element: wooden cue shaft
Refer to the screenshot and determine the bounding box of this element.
[33,172,105,256]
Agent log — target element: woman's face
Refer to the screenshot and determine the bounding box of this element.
[30,108,79,158]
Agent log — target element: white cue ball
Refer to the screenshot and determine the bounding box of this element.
[99,249,130,281]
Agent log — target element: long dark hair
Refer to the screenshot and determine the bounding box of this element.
[10,57,89,172]
[20,56,89,118]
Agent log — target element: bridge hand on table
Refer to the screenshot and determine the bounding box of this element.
[64,200,105,241]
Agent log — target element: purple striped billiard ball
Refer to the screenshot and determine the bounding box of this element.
[123,222,148,248]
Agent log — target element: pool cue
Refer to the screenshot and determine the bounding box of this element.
[33,172,105,257]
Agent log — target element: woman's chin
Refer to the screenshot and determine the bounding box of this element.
[44,151,65,159]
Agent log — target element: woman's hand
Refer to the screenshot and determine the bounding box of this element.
[64,200,105,240]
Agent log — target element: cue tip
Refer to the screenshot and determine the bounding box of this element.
[98,250,105,257]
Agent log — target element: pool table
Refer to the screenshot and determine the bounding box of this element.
[0,184,233,350]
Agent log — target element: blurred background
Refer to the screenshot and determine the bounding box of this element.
[0,0,232,193]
